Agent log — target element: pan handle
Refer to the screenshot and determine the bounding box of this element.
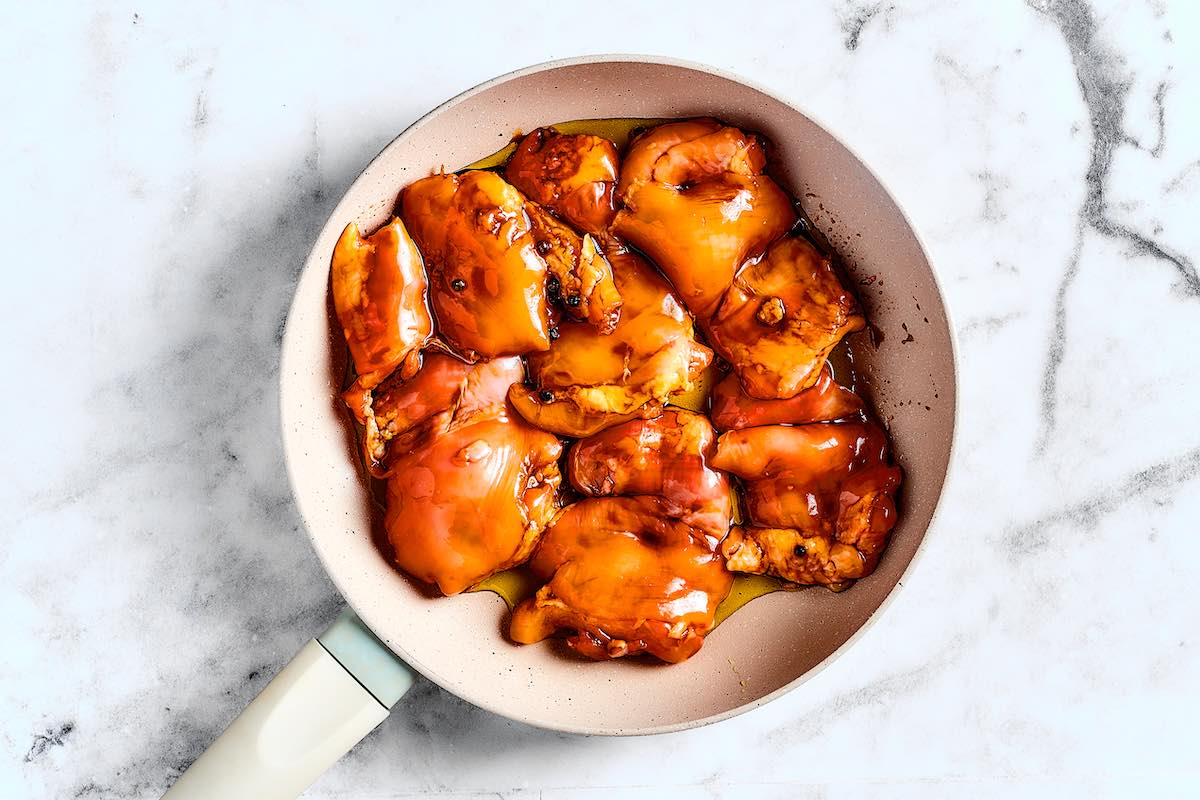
[162,609,414,800]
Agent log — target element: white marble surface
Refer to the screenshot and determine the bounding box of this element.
[3,1,1199,797]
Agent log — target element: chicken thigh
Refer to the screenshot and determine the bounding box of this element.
[711,421,901,588]
[707,236,865,398]
[510,410,733,662]
[342,351,560,595]
[612,118,795,318]
[400,171,552,359]
[508,497,729,662]
[330,218,433,389]
[509,250,712,437]
[506,127,621,236]
[384,415,562,595]
[567,409,731,539]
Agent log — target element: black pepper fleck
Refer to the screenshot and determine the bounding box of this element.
[566,294,581,307]
[793,544,807,558]
[548,326,560,341]
[535,240,552,256]
[450,278,466,292]
[539,390,554,402]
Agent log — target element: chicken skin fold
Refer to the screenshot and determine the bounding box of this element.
[330,218,433,389]
[509,250,711,437]
[400,171,552,359]
[506,127,620,236]
[510,410,733,662]
[342,352,522,478]
[711,421,901,588]
[709,363,862,430]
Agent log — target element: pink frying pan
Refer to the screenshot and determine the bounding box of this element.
[163,56,957,800]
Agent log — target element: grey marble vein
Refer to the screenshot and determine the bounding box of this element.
[1029,0,1199,453]
[958,311,1025,341]
[839,2,892,51]
[1002,444,1200,559]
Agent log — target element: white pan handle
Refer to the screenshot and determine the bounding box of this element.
[163,610,414,800]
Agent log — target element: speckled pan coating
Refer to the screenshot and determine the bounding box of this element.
[279,56,958,736]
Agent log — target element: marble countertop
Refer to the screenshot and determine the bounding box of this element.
[4,1,1198,797]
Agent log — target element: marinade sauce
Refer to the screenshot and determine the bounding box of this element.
[465,117,863,627]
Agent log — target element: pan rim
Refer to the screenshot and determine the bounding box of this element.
[279,53,961,737]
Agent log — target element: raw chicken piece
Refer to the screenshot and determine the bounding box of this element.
[509,250,711,437]
[709,363,862,430]
[510,410,733,662]
[711,421,901,587]
[342,353,522,477]
[384,415,562,595]
[330,218,432,389]
[707,236,865,398]
[400,171,552,359]
[506,127,620,235]
[612,118,795,318]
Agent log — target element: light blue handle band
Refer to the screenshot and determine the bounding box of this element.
[317,609,415,708]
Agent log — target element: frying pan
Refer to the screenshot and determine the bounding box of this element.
[163,56,957,799]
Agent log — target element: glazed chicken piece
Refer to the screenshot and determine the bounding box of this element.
[509,250,712,437]
[709,363,862,430]
[568,410,731,539]
[510,410,733,662]
[506,127,620,235]
[400,171,552,359]
[343,351,561,595]
[342,352,522,477]
[524,202,621,333]
[330,218,433,389]
[508,497,730,662]
[612,118,795,318]
[708,236,866,398]
[385,414,562,595]
[711,421,902,588]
